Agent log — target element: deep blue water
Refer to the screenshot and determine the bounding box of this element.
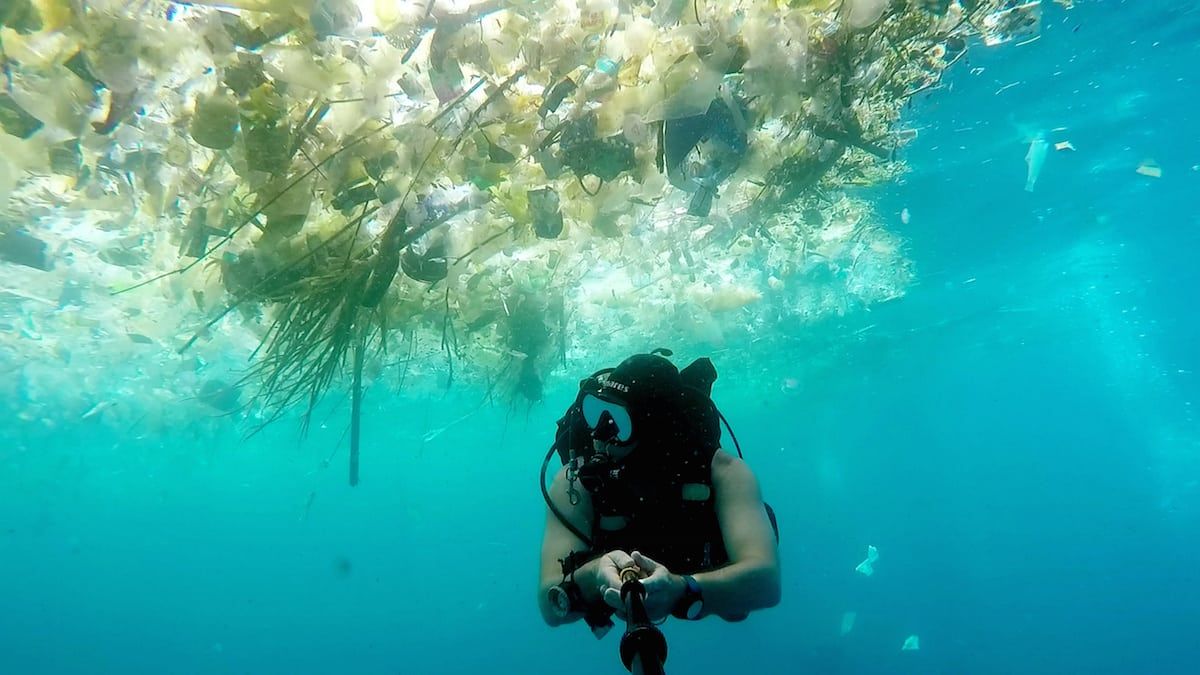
[3,1,1199,674]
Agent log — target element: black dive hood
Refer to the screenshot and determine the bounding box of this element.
[559,349,720,466]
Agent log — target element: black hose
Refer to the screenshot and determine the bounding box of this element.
[540,444,592,544]
[717,408,744,459]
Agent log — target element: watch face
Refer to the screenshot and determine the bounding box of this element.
[548,585,571,617]
[685,599,703,620]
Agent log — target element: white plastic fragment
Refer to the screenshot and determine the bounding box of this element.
[651,0,687,26]
[1055,141,1075,152]
[1025,135,1048,192]
[1136,160,1163,178]
[855,544,879,576]
[902,635,920,651]
[843,0,889,29]
[81,400,117,420]
[840,611,857,636]
[900,208,911,225]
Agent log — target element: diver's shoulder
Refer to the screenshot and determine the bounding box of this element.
[711,448,758,482]
[711,448,744,472]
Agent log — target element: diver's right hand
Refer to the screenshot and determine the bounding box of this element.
[582,550,639,615]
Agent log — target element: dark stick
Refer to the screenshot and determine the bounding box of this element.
[349,335,363,487]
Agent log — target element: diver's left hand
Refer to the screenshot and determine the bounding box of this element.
[630,551,686,622]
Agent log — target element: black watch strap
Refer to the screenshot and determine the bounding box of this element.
[671,575,704,620]
[583,603,615,639]
[561,579,585,611]
[556,558,615,639]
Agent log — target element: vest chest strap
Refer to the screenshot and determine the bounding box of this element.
[598,515,629,531]
[682,482,711,501]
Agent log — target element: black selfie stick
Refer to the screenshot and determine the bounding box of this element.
[618,567,668,675]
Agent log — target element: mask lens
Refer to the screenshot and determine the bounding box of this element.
[582,395,633,443]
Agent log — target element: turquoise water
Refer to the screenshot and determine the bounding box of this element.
[3,1,1199,674]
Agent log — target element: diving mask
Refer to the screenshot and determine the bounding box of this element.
[581,394,634,444]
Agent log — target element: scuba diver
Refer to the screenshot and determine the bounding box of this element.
[538,350,781,637]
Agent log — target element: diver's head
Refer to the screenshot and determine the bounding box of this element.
[580,351,685,460]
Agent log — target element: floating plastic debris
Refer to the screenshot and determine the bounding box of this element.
[1055,141,1076,152]
[92,89,138,135]
[855,545,879,576]
[1136,160,1163,178]
[400,238,449,284]
[902,635,921,651]
[0,229,51,271]
[310,0,361,40]
[0,0,44,34]
[982,1,1042,47]
[1025,135,1049,192]
[197,379,242,414]
[0,0,1026,474]
[651,0,687,26]
[190,91,240,150]
[900,208,912,225]
[81,400,117,421]
[528,187,564,239]
[0,93,43,138]
[843,0,889,30]
[840,611,857,636]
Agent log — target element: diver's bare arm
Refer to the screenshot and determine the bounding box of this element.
[537,467,604,626]
[691,453,781,619]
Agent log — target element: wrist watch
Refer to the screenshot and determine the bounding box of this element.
[547,580,583,620]
[548,580,615,638]
[671,575,704,620]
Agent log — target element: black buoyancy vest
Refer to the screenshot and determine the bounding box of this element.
[551,356,744,575]
[586,442,729,575]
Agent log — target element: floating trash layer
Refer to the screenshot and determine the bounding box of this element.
[0,0,1040,469]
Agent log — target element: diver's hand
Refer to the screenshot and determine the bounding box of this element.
[631,551,686,622]
[585,550,638,616]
